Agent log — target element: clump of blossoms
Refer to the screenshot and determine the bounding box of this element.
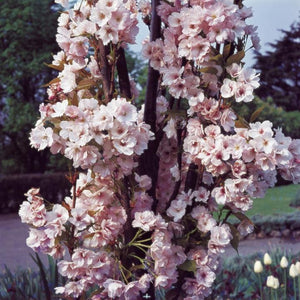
[19,0,300,299]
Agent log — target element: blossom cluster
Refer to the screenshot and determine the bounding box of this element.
[19,0,300,299]
[142,0,260,102]
[30,96,153,177]
[54,0,138,93]
[182,120,300,212]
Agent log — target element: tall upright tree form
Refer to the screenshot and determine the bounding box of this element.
[18,0,300,299]
[253,21,300,111]
[0,0,59,173]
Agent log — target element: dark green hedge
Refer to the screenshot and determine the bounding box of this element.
[232,212,300,238]
[251,212,300,234]
[290,189,300,208]
[0,173,71,213]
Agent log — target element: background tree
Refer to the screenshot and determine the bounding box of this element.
[253,20,300,111]
[0,0,64,174]
[232,96,300,139]
[233,20,300,140]
[125,49,148,107]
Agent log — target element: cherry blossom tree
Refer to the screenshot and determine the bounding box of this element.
[19,0,300,299]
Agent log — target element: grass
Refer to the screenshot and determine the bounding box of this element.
[246,184,300,217]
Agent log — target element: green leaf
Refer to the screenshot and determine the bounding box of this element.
[223,43,232,60]
[235,116,249,128]
[44,62,63,72]
[31,253,51,300]
[42,77,60,87]
[199,67,218,75]
[178,259,197,273]
[209,54,223,64]
[226,50,245,66]
[71,92,79,106]
[232,211,254,226]
[228,224,240,254]
[76,78,96,90]
[249,105,265,123]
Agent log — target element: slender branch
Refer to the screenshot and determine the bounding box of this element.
[137,3,162,298]
[116,47,132,99]
[184,163,198,192]
[139,0,161,212]
[143,0,161,131]
[97,40,112,102]
[166,96,186,209]
[115,178,134,245]
[109,45,116,97]
[166,128,184,208]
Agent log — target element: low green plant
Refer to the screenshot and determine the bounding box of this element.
[0,254,65,300]
[209,249,300,299]
[230,211,300,238]
[290,189,300,208]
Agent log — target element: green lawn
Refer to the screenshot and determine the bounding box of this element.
[245,184,300,217]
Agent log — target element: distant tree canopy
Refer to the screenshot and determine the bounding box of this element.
[125,49,148,107]
[232,96,300,139]
[253,21,300,112]
[0,0,65,174]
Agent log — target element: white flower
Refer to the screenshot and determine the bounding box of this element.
[113,98,138,125]
[51,100,68,118]
[295,261,300,274]
[280,256,288,268]
[54,0,68,8]
[289,264,298,278]
[103,279,125,298]
[132,211,157,231]
[220,78,236,98]
[30,125,54,151]
[170,164,180,182]
[263,253,272,265]
[254,260,263,273]
[266,275,279,289]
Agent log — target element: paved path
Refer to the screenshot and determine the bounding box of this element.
[1,214,300,271]
[0,213,49,271]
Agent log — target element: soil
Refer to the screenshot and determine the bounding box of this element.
[1,213,300,271]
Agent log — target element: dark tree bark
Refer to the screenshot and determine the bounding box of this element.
[139,0,161,213]
[116,47,132,99]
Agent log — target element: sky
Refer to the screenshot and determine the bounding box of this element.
[244,0,300,66]
[130,0,300,67]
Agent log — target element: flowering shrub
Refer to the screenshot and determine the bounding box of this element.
[19,0,300,299]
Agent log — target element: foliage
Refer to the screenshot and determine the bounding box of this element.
[125,50,148,107]
[290,189,300,208]
[251,212,300,235]
[210,249,300,299]
[232,97,300,139]
[0,0,66,174]
[232,211,300,237]
[253,20,300,112]
[0,173,71,213]
[0,255,65,300]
